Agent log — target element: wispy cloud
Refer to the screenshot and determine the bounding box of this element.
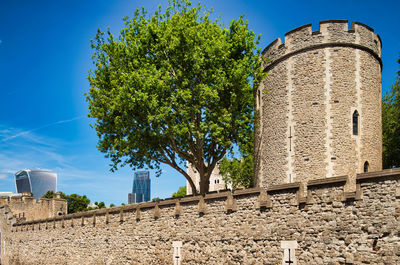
[0,121,180,204]
[0,125,131,200]
[0,116,85,143]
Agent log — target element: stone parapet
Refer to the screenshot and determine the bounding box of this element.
[1,168,399,264]
[255,20,382,189]
[11,168,400,226]
[0,193,67,222]
[262,20,382,71]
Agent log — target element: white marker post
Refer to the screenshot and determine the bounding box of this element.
[173,241,182,265]
[281,240,298,265]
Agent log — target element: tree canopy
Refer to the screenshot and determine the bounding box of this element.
[87,201,107,210]
[219,153,253,190]
[42,191,91,214]
[382,55,400,168]
[42,190,66,200]
[172,186,187,198]
[86,0,264,194]
[152,197,161,202]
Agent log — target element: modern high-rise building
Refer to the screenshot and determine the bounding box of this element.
[14,169,57,200]
[128,171,150,204]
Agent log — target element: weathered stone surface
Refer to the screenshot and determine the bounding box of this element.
[0,172,398,264]
[0,193,67,222]
[255,20,382,189]
[0,20,394,265]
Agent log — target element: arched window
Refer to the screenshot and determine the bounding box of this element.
[364,161,369,173]
[353,110,359,135]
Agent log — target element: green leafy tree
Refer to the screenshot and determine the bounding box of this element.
[172,186,186,198]
[95,201,106,208]
[109,203,116,207]
[41,191,90,213]
[382,56,400,168]
[219,129,254,189]
[42,190,55,199]
[219,155,253,190]
[88,201,107,210]
[42,190,67,199]
[152,197,161,202]
[86,0,265,194]
[67,194,91,213]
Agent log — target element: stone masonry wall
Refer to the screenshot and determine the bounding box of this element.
[254,60,289,187]
[1,169,399,264]
[359,50,382,173]
[0,194,67,222]
[256,20,382,189]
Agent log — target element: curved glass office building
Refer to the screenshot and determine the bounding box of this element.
[15,169,57,199]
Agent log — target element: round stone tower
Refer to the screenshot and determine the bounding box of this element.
[255,20,382,188]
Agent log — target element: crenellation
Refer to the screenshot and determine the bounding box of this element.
[262,20,381,73]
[352,21,374,33]
[0,19,396,265]
[261,37,281,56]
[353,22,381,59]
[22,196,35,207]
[38,197,50,205]
[284,23,313,52]
[10,196,22,203]
[261,37,286,67]
[0,194,67,224]
[257,21,382,190]
[320,20,352,43]
[1,171,399,263]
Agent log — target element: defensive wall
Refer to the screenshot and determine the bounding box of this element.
[0,169,399,264]
[0,193,67,223]
[255,20,382,189]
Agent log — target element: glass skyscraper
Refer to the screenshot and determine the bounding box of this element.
[15,169,57,199]
[128,171,150,204]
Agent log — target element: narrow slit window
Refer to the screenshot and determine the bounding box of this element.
[364,161,369,173]
[353,110,359,135]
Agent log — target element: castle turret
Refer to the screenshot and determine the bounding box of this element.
[255,20,382,189]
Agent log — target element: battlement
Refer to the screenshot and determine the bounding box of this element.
[10,168,400,230]
[262,20,382,70]
[0,193,67,222]
[2,168,399,264]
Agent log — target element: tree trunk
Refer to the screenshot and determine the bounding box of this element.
[199,174,209,195]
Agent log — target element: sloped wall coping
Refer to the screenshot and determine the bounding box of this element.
[12,168,400,227]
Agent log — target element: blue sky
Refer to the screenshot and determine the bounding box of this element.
[0,0,399,205]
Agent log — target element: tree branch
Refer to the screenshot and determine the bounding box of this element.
[156,147,198,195]
[163,50,177,77]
